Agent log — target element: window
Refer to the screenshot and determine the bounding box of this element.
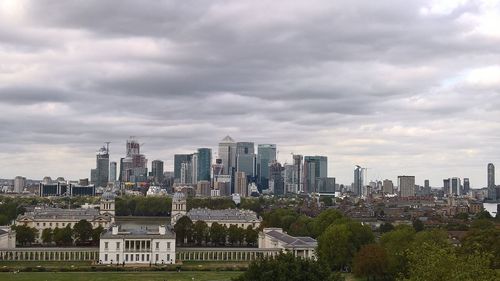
[43,223,46,226]
[104,254,108,262]
[36,223,39,226]
[146,254,149,262]
[125,254,128,262]
[155,254,159,262]
[62,223,65,226]
[167,254,170,261]
[136,254,139,261]
[167,242,171,250]
[156,242,159,249]
[49,223,52,226]
[116,254,120,262]
[104,242,109,250]
[56,223,59,227]
[116,242,120,249]
[141,254,144,261]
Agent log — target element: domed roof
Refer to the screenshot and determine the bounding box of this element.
[172,191,186,202]
[102,190,116,200]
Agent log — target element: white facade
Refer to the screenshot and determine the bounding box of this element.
[99,225,175,265]
[258,228,316,259]
[0,227,16,249]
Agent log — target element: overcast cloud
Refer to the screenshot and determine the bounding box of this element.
[1,0,499,187]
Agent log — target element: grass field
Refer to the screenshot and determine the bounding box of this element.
[0,271,242,281]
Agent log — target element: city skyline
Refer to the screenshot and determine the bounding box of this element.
[0,1,500,186]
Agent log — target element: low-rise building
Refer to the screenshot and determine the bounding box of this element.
[99,225,175,265]
[258,228,316,259]
[187,208,261,229]
[0,227,16,249]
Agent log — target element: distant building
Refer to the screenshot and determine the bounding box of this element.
[303,156,327,193]
[398,176,416,198]
[91,145,110,188]
[196,180,211,197]
[257,144,277,190]
[151,160,164,184]
[236,142,256,178]
[383,179,394,194]
[316,177,335,195]
[174,154,192,182]
[99,225,175,265]
[109,162,117,182]
[268,161,284,195]
[235,171,248,197]
[14,176,26,193]
[292,155,303,193]
[218,136,237,177]
[487,163,496,200]
[463,178,470,195]
[187,208,261,228]
[197,148,212,182]
[353,165,364,196]
[259,228,316,259]
[0,227,16,249]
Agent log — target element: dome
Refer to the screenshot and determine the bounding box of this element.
[172,191,186,202]
[102,190,116,201]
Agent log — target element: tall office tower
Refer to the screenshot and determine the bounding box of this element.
[292,154,303,193]
[443,178,451,195]
[353,165,364,196]
[91,144,109,188]
[303,156,328,193]
[212,159,224,176]
[257,144,277,190]
[236,142,256,177]
[121,138,148,183]
[151,160,164,184]
[191,152,198,183]
[487,163,496,200]
[398,176,416,198]
[463,178,470,195]
[316,177,336,194]
[197,148,212,182]
[382,179,394,194]
[14,176,26,193]
[174,154,192,182]
[218,136,237,176]
[180,162,192,184]
[109,162,117,182]
[268,161,284,195]
[235,171,248,197]
[284,164,295,193]
[450,177,461,195]
[423,179,431,195]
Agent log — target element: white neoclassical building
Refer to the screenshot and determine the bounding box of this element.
[99,225,176,265]
[258,228,317,259]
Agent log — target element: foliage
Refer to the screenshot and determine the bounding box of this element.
[187,198,236,211]
[192,220,209,246]
[115,196,172,216]
[287,215,313,236]
[454,212,469,220]
[379,222,395,233]
[353,244,389,280]
[379,225,416,278]
[92,226,104,244]
[41,228,53,244]
[53,225,73,246]
[245,226,258,246]
[233,253,344,281]
[210,222,227,246]
[240,198,263,214]
[174,216,193,245]
[411,219,424,232]
[460,223,500,268]
[475,210,492,220]
[73,220,93,242]
[13,225,38,246]
[310,209,346,238]
[317,221,374,270]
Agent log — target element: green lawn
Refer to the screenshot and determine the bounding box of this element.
[0,271,242,281]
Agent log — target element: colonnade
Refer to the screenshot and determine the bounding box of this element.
[0,248,99,261]
[176,248,280,262]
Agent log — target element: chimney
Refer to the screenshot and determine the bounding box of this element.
[112,225,118,235]
[159,225,166,235]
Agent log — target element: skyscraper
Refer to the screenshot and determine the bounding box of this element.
[353,165,364,196]
[303,156,327,193]
[257,144,277,190]
[382,179,393,194]
[236,142,256,178]
[109,162,117,182]
[151,160,164,184]
[292,154,303,193]
[450,177,461,196]
[14,176,26,193]
[197,148,212,182]
[218,136,237,176]
[121,138,147,183]
[91,145,109,188]
[235,171,248,197]
[463,178,470,195]
[398,176,415,198]
[443,178,451,195]
[174,154,192,182]
[487,163,496,200]
[268,161,284,195]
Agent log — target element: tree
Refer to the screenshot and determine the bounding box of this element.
[379,222,395,233]
[317,221,374,270]
[53,225,73,246]
[228,225,242,246]
[13,225,38,246]
[0,214,9,225]
[311,209,345,238]
[380,225,416,278]
[192,220,209,246]
[174,216,193,245]
[210,222,227,246]
[476,210,493,220]
[245,226,258,246]
[460,226,500,269]
[412,219,424,232]
[233,252,344,281]
[73,219,93,242]
[41,228,53,244]
[353,244,389,280]
[92,225,104,244]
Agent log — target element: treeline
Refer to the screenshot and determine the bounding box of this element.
[13,220,104,247]
[174,216,258,247]
[251,207,500,281]
[115,196,172,216]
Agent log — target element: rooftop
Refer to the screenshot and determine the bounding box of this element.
[18,207,108,221]
[101,225,175,239]
[187,208,260,222]
[265,229,317,249]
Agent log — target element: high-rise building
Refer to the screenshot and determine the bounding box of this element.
[121,138,148,183]
[14,176,26,193]
[91,145,109,188]
[316,177,335,194]
[463,178,470,195]
[197,148,212,182]
[382,179,393,194]
[303,156,327,193]
[284,164,295,194]
[450,177,461,196]
[257,144,277,190]
[174,154,192,182]
[353,165,364,196]
[236,142,256,178]
[235,171,248,197]
[151,160,164,184]
[218,136,237,176]
[398,176,416,198]
[443,178,451,195]
[191,152,198,183]
[487,163,496,200]
[180,162,192,184]
[292,155,303,193]
[109,162,117,182]
[423,179,431,195]
[268,161,284,195]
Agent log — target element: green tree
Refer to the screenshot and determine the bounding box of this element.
[317,221,374,270]
[228,225,242,246]
[379,222,395,233]
[353,244,389,280]
[460,225,500,269]
[380,225,416,278]
[210,222,227,246]
[13,225,38,246]
[412,219,424,232]
[0,214,9,225]
[174,216,193,245]
[92,225,104,244]
[41,228,53,244]
[476,210,492,220]
[73,219,93,242]
[311,209,345,238]
[192,220,209,246]
[233,252,344,281]
[53,225,73,246]
[245,226,258,246]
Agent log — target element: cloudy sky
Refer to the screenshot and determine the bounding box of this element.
[1,0,499,187]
